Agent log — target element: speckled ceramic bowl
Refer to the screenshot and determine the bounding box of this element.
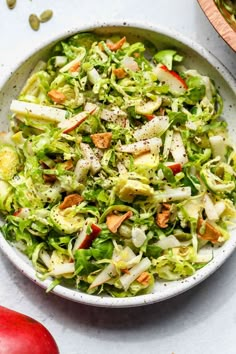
[0,22,236,307]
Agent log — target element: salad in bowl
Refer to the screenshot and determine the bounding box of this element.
[0,28,236,301]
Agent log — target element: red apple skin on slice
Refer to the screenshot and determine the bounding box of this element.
[154,64,187,94]
[58,112,88,133]
[166,162,182,175]
[59,107,98,133]
[78,224,102,249]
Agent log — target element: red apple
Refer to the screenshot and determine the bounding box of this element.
[0,306,59,354]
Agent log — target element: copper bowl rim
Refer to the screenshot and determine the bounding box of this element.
[198,0,236,52]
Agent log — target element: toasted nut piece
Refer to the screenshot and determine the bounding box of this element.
[136,271,151,285]
[69,62,80,73]
[107,36,126,51]
[106,211,133,233]
[156,203,171,228]
[42,174,57,183]
[197,218,221,243]
[48,90,66,104]
[121,268,130,274]
[113,68,127,79]
[59,194,84,210]
[156,211,170,228]
[162,203,171,210]
[91,132,112,149]
[61,160,74,170]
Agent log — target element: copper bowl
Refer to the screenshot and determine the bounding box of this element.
[198,0,236,51]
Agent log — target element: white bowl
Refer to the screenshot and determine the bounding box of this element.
[0,22,236,308]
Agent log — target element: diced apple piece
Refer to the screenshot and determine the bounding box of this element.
[117,137,162,155]
[13,208,30,219]
[89,263,117,289]
[59,48,86,73]
[131,227,146,248]
[58,111,88,133]
[74,159,91,182]
[164,162,182,175]
[87,68,101,84]
[170,132,188,165]
[153,64,187,95]
[133,115,169,141]
[156,235,180,249]
[135,96,162,116]
[49,263,75,276]
[203,193,219,221]
[84,102,99,113]
[120,257,151,291]
[100,107,127,127]
[134,152,158,169]
[73,224,102,251]
[80,143,101,175]
[122,56,139,72]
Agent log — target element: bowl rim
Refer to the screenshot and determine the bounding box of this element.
[197,0,236,52]
[0,20,236,308]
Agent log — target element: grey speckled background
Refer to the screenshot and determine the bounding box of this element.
[0,1,235,353]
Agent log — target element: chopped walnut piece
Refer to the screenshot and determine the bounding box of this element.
[113,67,127,79]
[156,203,171,228]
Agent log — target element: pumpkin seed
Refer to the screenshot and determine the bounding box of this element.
[39,9,53,23]
[29,14,40,31]
[6,0,16,9]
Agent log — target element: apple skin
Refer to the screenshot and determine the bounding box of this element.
[167,163,182,175]
[154,64,187,94]
[0,306,59,354]
[78,224,102,249]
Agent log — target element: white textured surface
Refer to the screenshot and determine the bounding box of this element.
[0,1,236,353]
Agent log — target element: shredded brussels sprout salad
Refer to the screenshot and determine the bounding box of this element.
[0,32,236,297]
